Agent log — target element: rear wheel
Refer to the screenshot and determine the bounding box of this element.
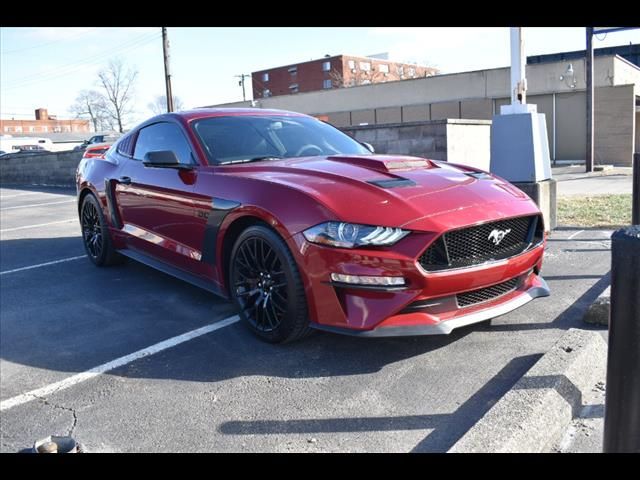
[230,225,312,343]
[80,193,123,266]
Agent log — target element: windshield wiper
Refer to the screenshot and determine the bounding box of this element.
[221,156,284,165]
[245,156,284,163]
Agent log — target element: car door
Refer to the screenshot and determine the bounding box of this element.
[115,121,204,272]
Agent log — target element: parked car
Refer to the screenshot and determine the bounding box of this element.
[74,134,120,151]
[76,109,548,343]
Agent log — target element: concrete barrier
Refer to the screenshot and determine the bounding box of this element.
[341,119,491,171]
[0,150,82,187]
[449,328,607,453]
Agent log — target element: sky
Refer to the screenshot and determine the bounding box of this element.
[1,27,639,128]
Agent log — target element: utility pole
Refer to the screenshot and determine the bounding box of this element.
[235,74,251,101]
[162,27,174,113]
[586,27,594,173]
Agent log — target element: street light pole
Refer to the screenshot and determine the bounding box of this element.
[162,27,174,113]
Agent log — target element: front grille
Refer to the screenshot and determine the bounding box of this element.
[457,277,519,308]
[419,215,541,271]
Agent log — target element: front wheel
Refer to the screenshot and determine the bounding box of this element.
[229,225,312,343]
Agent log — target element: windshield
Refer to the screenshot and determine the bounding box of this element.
[191,115,370,165]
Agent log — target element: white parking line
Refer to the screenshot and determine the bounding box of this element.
[0,191,43,200]
[567,230,584,240]
[0,199,75,211]
[0,218,76,233]
[0,315,240,412]
[0,255,85,276]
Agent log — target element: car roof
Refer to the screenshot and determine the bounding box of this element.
[167,108,310,122]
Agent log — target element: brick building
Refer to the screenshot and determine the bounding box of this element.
[0,108,91,135]
[252,54,438,99]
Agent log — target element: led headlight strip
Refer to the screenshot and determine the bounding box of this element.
[303,222,409,249]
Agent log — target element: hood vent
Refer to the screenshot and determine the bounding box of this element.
[465,171,493,180]
[367,178,417,188]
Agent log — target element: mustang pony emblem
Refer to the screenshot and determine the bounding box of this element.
[488,228,511,245]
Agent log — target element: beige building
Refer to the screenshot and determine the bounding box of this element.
[209,55,640,166]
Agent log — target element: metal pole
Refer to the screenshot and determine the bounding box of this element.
[162,27,174,113]
[633,153,640,225]
[586,27,594,172]
[603,226,640,453]
[509,27,526,105]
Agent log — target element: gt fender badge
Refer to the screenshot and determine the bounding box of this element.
[488,228,511,245]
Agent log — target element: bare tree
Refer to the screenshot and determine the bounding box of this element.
[147,94,185,115]
[69,90,111,132]
[97,59,138,133]
[329,63,440,89]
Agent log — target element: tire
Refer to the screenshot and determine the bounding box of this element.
[229,225,313,343]
[80,193,124,267]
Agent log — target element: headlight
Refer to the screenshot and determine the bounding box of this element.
[303,222,409,248]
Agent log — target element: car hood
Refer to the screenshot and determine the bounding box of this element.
[216,154,540,232]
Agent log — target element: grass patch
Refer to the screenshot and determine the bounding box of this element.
[557,194,632,228]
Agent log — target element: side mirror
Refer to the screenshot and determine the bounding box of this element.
[143,150,192,170]
[361,142,375,153]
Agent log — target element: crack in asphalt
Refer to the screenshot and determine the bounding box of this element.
[30,394,78,437]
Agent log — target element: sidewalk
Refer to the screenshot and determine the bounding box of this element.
[553,165,633,197]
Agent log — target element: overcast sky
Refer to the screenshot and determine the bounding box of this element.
[2,27,639,127]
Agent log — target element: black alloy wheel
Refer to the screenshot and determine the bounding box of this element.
[80,194,123,266]
[230,225,312,343]
[82,199,103,260]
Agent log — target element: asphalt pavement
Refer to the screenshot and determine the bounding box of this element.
[0,185,611,452]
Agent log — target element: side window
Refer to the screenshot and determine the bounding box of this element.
[133,122,194,164]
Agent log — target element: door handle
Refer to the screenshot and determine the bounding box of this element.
[119,176,132,185]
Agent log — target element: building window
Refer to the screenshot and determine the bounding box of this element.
[289,83,299,93]
[42,126,48,132]
[29,126,35,132]
[288,66,297,74]
[378,64,389,73]
[408,67,416,77]
[322,61,331,72]
[15,126,22,133]
[4,127,11,133]
[323,79,332,89]
[262,73,269,82]
[397,66,404,77]
[360,62,371,71]
[263,89,272,98]
[348,60,355,70]
[64,126,71,132]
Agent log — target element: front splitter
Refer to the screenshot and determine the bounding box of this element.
[311,276,550,337]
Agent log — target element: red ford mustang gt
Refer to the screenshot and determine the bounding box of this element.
[76,108,549,343]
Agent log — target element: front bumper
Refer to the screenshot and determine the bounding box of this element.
[311,275,550,336]
[289,228,547,336]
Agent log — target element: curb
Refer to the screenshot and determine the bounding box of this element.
[448,328,607,453]
[583,286,610,326]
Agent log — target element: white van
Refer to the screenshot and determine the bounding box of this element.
[0,136,53,153]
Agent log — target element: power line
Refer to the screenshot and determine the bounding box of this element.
[3,33,160,90]
[1,27,102,55]
[4,31,159,86]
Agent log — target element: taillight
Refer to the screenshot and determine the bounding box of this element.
[83,148,109,159]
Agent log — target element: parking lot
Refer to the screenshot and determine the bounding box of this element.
[0,185,611,452]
